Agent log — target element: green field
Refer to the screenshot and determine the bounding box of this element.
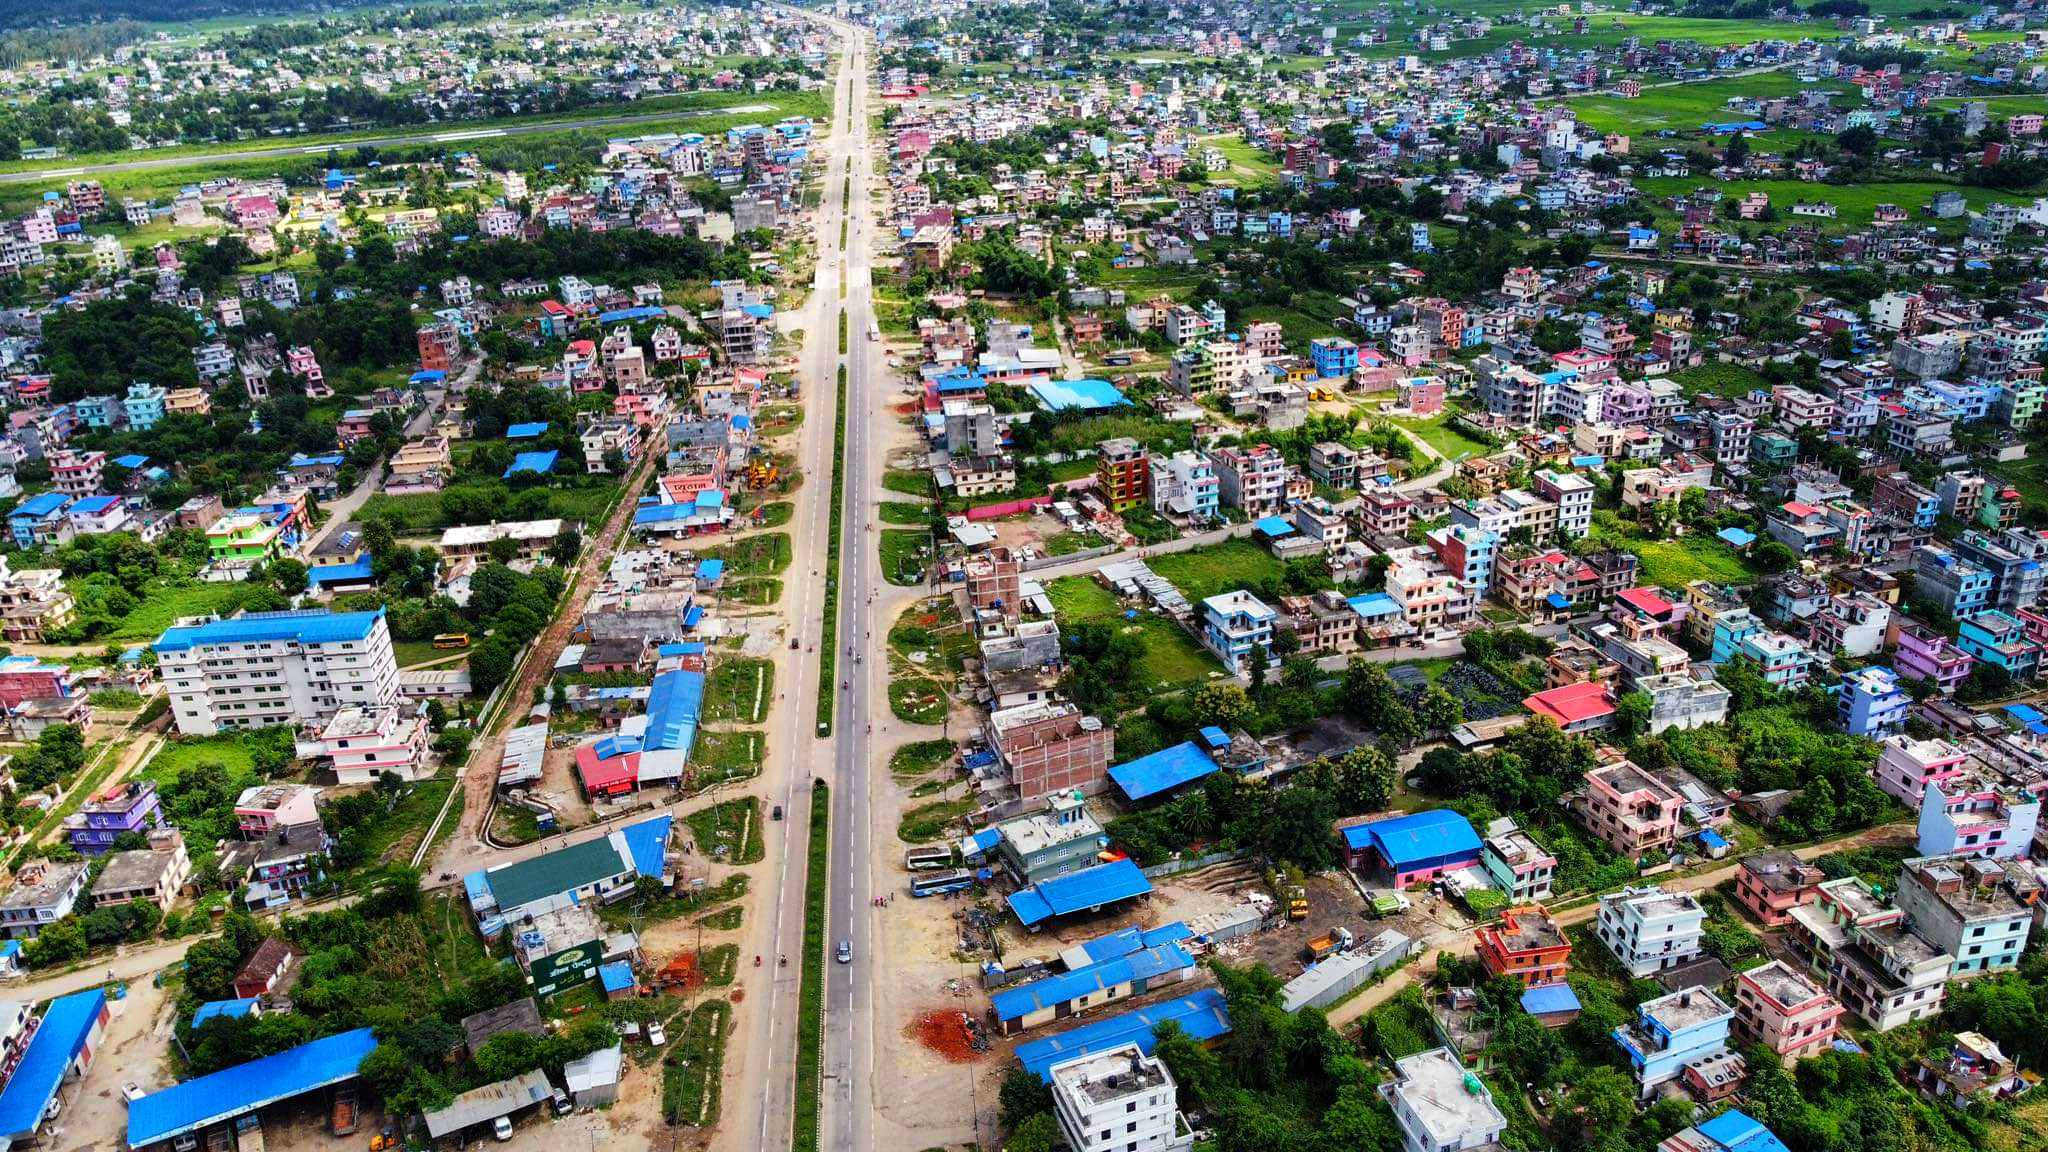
[1045,575,1221,689]
[879,530,932,587]
[1566,73,1855,148]
[110,581,261,642]
[1670,363,1771,400]
[1388,412,1493,462]
[360,482,618,535]
[1631,176,2000,234]
[1591,520,1756,589]
[1149,538,1286,604]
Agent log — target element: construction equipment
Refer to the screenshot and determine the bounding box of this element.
[1302,926,1355,963]
[746,460,780,489]
[1287,899,1309,921]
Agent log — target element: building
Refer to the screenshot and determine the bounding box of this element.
[1909,1031,2030,1110]
[1837,666,1910,738]
[1788,876,1950,1031]
[1615,987,1734,1097]
[990,703,1113,801]
[1578,761,1685,858]
[1874,735,1971,810]
[233,937,299,999]
[155,610,403,736]
[1476,905,1571,988]
[1893,855,2035,977]
[1659,1111,1793,1152]
[1380,1047,1507,1152]
[62,779,164,855]
[1208,444,1288,518]
[1479,824,1556,903]
[1733,959,1843,1063]
[1733,851,1823,928]
[0,860,87,938]
[1958,609,2039,681]
[1048,1043,1194,1152]
[294,704,432,784]
[1595,885,1706,978]
[1096,438,1149,512]
[87,830,190,909]
[1341,809,1481,887]
[988,792,1108,885]
[1200,591,1277,675]
[1149,452,1219,523]
[1917,771,2039,861]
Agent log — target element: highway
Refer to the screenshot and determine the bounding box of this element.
[0,102,778,185]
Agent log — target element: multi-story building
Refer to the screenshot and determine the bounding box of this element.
[0,564,76,643]
[1595,885,1706,978]
[965,547,1022,625]
[1208,444,1288,518]
[294,705,431,785]
[1734,851,1824,928]
[0,860,87,939]
[1957,609,2040,681]
[1733,960,1844,1063]
[988,792,1107,885]
[1200,591,1277,675]
[1789,876,1950,1031]
[1893,622,1975,695]
[154,609,404,736]
[1476,905,1571,988]
[1096,438,1149,512]
[1953,528,2048,613]
[1532,469,1595,538]
[1837,666,1910,738]
[1894,855,2036,977]
[1427,524,1497,597]
[62,780,164,855]
[1917,772,2040,861]
[1479,824,1556,903]
[1381,1047,1507,1152]
[989,702,1113,800]
[88,829,191,910]
[1614,987,1734,1097]
[1737,629,1811,692]
[1049,1043,1194,1152]
[1578,761,1685,858]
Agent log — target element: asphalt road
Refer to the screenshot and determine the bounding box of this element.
[0,103,778,184]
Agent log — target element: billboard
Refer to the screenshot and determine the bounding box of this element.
[530,939,603,998]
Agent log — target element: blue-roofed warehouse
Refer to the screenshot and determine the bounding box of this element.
[991,940,1197,1034]
[1028,377,1131,412]
[506,422,549,439]
[128,1027,378,1150]
[1341,809,1481,886]
[1108,741,1220,803]
[0,989,106,1145]
[1016,988,1230,1080]
[1685,1110,1792,1152]
[1007,858,1151,928]
[191,998,261,1028]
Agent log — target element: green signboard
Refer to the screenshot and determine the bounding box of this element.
[530,939,603,998]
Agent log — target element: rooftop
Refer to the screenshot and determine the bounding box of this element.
[1049,1043,1169,1105]
[1386,1047,1506,1142]
[154,609,384,653]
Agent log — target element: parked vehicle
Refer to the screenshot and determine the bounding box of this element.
[122,1082,145,1104]
[432,632,471,649]
[772,805,783,821]
[551,1089,573,1116]
[647,1020,668,1047]
[492,1116,514,1141]
[1302,926,1355,963]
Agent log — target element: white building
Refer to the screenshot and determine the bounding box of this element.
[1595,884,1707,978]
[154,609,404,736]
[1048,1043,1193,1152]
[1894,855,2035,978]
[1381,1046,1507,1152]
[294,704,432,784]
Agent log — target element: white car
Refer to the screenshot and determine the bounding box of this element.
[121,1082,145,1104]
[492,1115,513,1142]
[647,1020,667,1047]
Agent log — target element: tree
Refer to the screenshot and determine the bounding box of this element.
[1417,686,1464,734]
[268,557,309,595]
[998,1067,1053,1131]
[1190,682,1254,731]
[1335,746,1397,813]
[1614,691,1653,742]
[1004,1114,1062,1152]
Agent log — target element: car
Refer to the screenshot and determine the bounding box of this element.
[836,939,852,964]
[492,1115,513,1141]
[551,1089,573,1116]
[772,805,784,821]
[647,1019,668,1047]
[121,1082,145,1103]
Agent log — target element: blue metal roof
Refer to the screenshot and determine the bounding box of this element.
[192,998,260,1026]
[991,942,1194,1021]
[1253,515,1295,537]
[597,306,666,325]
[1341,810,1481,870]
[11,492,66,519]
[1545,592,1571,610]
[1698,828,1730,850]
[1017,988,1230,1080]
[1073,921,1193,967]
[1347,592,1402,619]
[506,422,549,439]
[1695,1110,1792,1152]
[1520,983,1581,1016]
[1717,527,1757,547]
[698,558,725,581]
[1028,378,1130,412]
[1108,741,1220,803]
[409,370,447,385]
[599,960,635,993]
[128,1028,378,1148]
[1007,859,1151,927]
[0,989,103,1142]
[155,609,384,654]
[644,668,703,753]
[505,450,558,477]
[113,454,150,469]
[620,814,671,879]
[307,556,374,587]
[68,495,118,515]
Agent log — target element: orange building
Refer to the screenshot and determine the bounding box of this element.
[1475,905,1572,989]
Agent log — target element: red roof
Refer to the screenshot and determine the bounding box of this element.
[1523,682,1617,727]
[1616,586,1675,618]
[540,300,570,316]
[1782,500,1820,518]
[576,744,640,794]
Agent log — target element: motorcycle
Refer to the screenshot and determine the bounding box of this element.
[780,955,788,968]
[754,955,762,968]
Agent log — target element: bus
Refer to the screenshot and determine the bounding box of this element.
[903,847,954,872]
[433,633,472,649]
[909,869,979,898]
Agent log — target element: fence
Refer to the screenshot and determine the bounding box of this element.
[1141,848,1251,880]
[1022,543,1117,571]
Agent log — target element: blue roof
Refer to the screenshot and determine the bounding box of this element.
[965,828,1002,855]
[1347,593,1402,619]
[307,556,374,588]
[0,989,103,1141]
[1695,1110,1792,1152]
[742,303,774,319]
[289,453,346,468]
[113,454,150,469]
[1718,526,1757,547]
[1253,516,1296,537]
[505,450,558,477]
[1698,828,1730,849]
[1545,592,1571,610]
[934,372,986,394]
[506,422,549,439]
[599,960,635,993]
[192,998,260,1026]
[128,1028,378,1148]
[1007,859,1151,927]
[1341,809,1481,870]
[11,492,66,519]
[1108,741,1220,802]
[409,370,447,385]
[597,306,666,325]
[68,495,117,515]
[991,942,1194,1021]
[620,814,671,879]
[1016,988,1230,1080]
[698,558,725,581]
[155,609,384,654]
[644,668,703,753]
[1028,378,1130,412]
[1520,983,1580,1016]
[1073,921,1192,967]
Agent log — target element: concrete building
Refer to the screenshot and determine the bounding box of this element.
[989,701,1113,800]
[1916,772,2039,861]
[1789,876,1950,1031]
[1381,1047,1507,1152]
[0,859,87,939]
[1874,734,1972,810]
[1479,824,1556,903]
[988,792,1107,885]
[294,704,431,784]
[1577,761,1685,858]
[1476,905,1571,988]
[1595,885,1706,978]
[1733,851,1823,928]
[1614,987,1734,1097]
[1200,591,1277,675]
[1049,1043,1194,1152]
[1733,959,1843,1063]
[1893,855,2036,977]
[154,609,403,736]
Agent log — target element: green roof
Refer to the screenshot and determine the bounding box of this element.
[484,835,628,913]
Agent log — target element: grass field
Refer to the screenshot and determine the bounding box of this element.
[1670,363,1771,400]
[108,581,260,642]
[1632,175,1999,235]
[878,502,930,526]
[1591,520,1757,588]
[1566,73,1854,148]
[684,798,763,866]
[879,529,933,586]
[1044,576,1221,689]
[710,532,792,578]
[897,795,977,844]
[359,482,618,534]
[1149,538,1286,604]
[1388,411,1493,462]
[704,658,773,724]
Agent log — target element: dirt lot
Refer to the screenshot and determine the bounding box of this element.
[47,976,175,1152]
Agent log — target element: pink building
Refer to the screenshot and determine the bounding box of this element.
[1892,622,1973,694]
[1734,959,1844,1063]
[0,656,74,711]
[1733,851,1823,928]
[1401,377,1446,416]
[1874,734,1970,809]
[1578,761,1684,857]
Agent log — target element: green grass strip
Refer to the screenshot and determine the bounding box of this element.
[792,779,831,1152]
[817,362,848,734]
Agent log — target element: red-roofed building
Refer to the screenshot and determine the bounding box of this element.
[576,743,640,799]
[1522,681,1617,734]
[1476,905,1572,988]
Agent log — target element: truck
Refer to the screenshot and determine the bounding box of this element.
[1301,926,1355,963]
[331,1085,358,1136]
